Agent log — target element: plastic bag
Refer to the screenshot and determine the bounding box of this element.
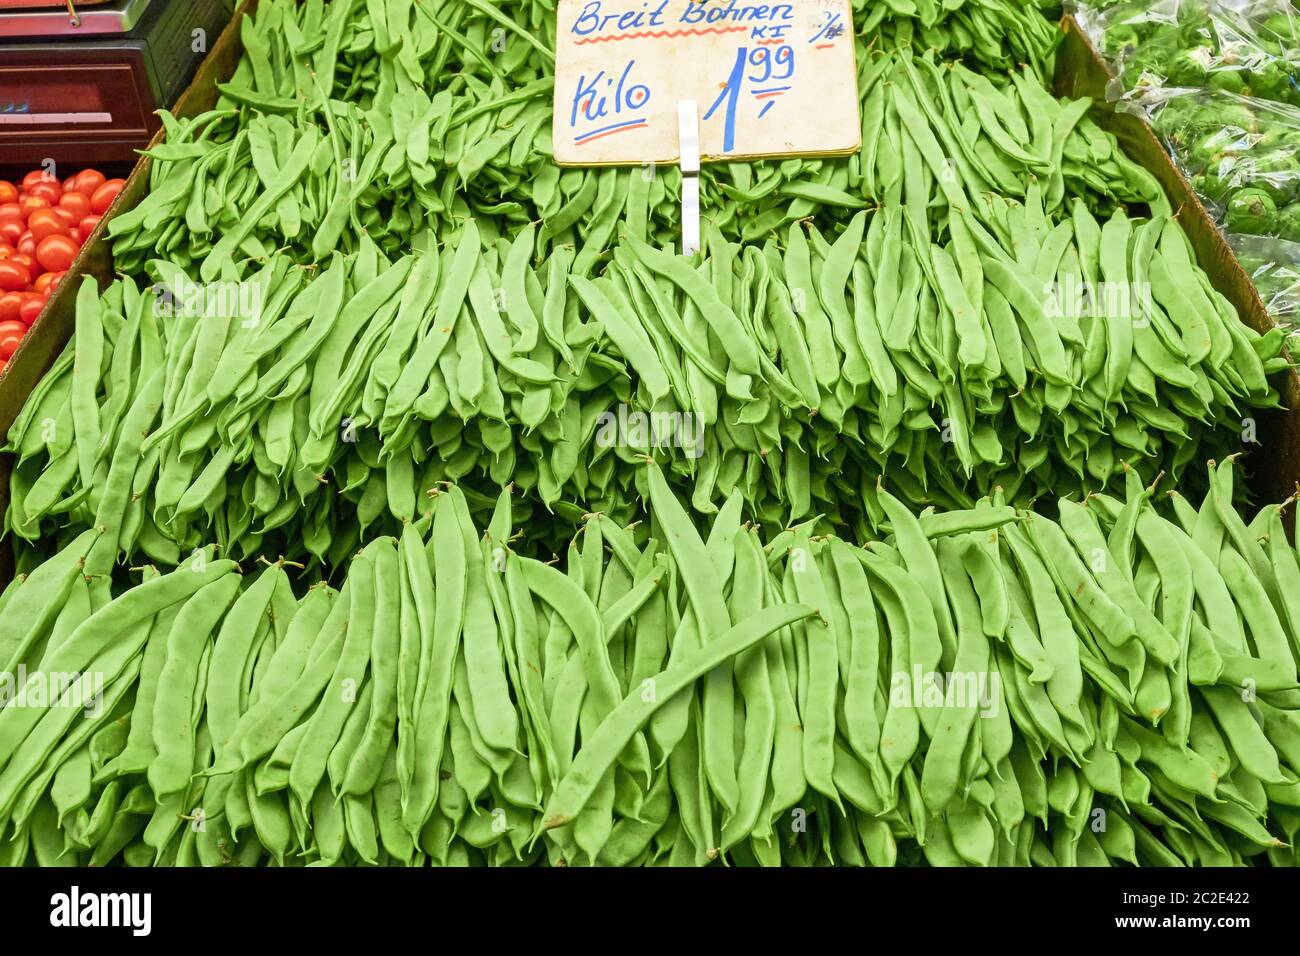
[1075,0,1300,106]
[1126,86,1300,238]
[1074,0,1197,61]
[1229,232,1300,329]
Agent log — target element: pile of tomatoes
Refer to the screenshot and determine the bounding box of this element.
[0,168,126,376]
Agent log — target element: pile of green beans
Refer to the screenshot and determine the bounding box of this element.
[0,460,1296,867]
[106,5,1113,275]
[84,0,1265,575]
[855,0,1061,77]
[83,0,1262,573]
[857,49,1165,229]
[8,197,1288,568]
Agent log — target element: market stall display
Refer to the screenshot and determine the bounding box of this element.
[0,0,1298,869]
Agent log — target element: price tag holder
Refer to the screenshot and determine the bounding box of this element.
[553,0,861,166]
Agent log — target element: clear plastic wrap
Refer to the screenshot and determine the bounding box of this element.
[1229,232,1300,329]
[1073,0,1300,105]
[1126,85,1300,238]
[1074,0,1193,61]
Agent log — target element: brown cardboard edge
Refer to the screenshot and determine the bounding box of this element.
[1055,16,1300,509]
[0,0,258,585]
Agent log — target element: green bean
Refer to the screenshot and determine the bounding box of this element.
[446,488,517,755]
[862,558,924,786]
[569,275,670,405]
[201,128,319,282]
[1004,524,1094,725]
[788,534,841,810]
[1025,516,1138,649]
[340,542,400,795]
[50,746,92,826]
[205,565,284,761]
[69,278,105,493]
[288,554,375,811]
[922,539,991,812]
[828,539,885,781]
[876,488,954,673]
[401,500,463,836]
[149,575,242,799]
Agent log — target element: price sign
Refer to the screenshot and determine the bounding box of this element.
[553,0,861,166]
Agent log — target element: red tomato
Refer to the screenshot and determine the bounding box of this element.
[57,191,91,218]
[19,195,49,217]
[62,176,76,193]
[27,209,69,242]
[72,169,107,197]
[21,170,53,192]
[35,235,78,273]
[79,214,102,236]
[0,259,31,291]
[18,294,43,325]
[52,207,79,230]
[9,252,38,277]
[36,235,78,273]
[0,244,12,260]
[0,291,21,322]
[0,203,22,223]
[16,234,36,258]
[90,179,125,214]
[32,270,57,295]
[27,182,61,205]
[0,319,25,360]
[0,221,20,246]
[0,182,16,204]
